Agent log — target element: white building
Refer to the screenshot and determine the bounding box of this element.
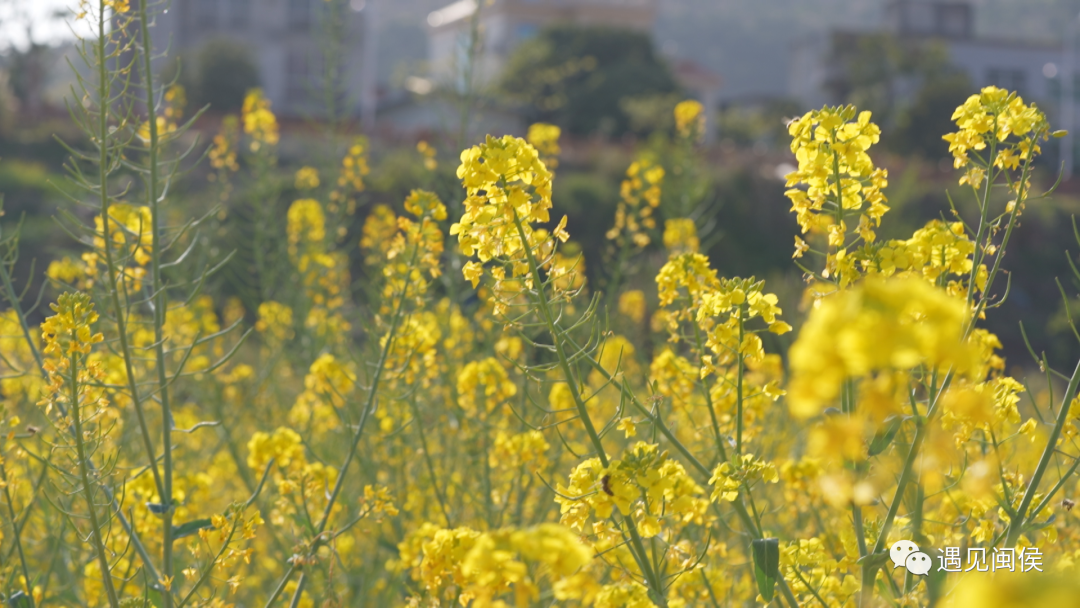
[425,0,657,88]
[791,1,1061,110]
[151,0,370,117]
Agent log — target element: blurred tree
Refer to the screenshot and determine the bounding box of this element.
[826,32,953,127]
[175,39,260,113]
[716,98,802,148]
[499,26,679,136]
[892,74,973,159]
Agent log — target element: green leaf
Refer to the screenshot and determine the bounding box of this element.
[868,416,904,456]
[8,591,32,608]
[856,550,891,570]
[751,537,780,602]
[1024,513,1056,532]
[147,587,164,608]
[172,518,214,540]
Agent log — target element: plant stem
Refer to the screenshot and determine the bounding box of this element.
[283,233,421,607]
[509,209,668,607]
[1004,355,1080,546]
[96,0,164,502]
[736,311,745,455]
[692,321,727,465]
[0,460,34,607]
[577,340,801,607]
[134,0,175,600]
[408,394,453,527]
[70,350,121,608]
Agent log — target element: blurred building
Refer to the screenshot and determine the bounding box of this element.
[425,0,657,87]
[790,0,1060,109]
[152,0,372,118]
[672,59,722,144]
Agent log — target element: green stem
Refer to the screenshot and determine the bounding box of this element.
[604,235,632,316]
[511,212,609,468]
[736,311,745,455]
[70,350,121,608]
[964,119,999,307]
[509,208,668,607]
[1004,355,1080,547]
[96,0,164,502]
[0,460,34,606]
[176,515,241,608]
[134,0,174,601]
[692,320,727,465]
[283,231,422,608]
[565,330,800,606]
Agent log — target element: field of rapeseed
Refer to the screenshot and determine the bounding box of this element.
[2,1,1080,607]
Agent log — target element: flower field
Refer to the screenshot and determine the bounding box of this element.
[2,2,1080,607]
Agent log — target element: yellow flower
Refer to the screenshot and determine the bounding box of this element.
[785,105,886,258]
[294,166,320,190]
[46,257,87,286]
[943,86,1049,177]
[674,99,705,140]
[40,292,104,359]
[607,156,664,248]
[246,427,306,472]
[787,277,978,418]
[417,140,438,170]
[451,135,565,295]
[359,204,398,267]
[527,122,561,167]
[255,301,293,341]
[209,115,240,172]
[457,357,517,417]
[618,290,647,323]
[337,137,371,191]
[241,88,279,151]
[663,218,699,255]
[709,454,778,502]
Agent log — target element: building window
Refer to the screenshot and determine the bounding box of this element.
[226,0,249,28]
[1046,74,1080,102]
[906,3,934,34]
[937,4,972,38]
[286,50,312,103]
[987,68,1026,95]
[288,0,312,30]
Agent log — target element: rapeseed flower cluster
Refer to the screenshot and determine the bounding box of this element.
[606,156,665,249]
[785,106,889,288]
[673,99,704,141]
[241,88,279,151]
[8,14,1079,604]
[788,277,977,418]
[451,135,567,305]
[527,122,562,168]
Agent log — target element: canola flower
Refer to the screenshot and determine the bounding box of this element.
[241,88,279,151]
[7,12,1080,605]
[417,140,438,171]
[450,135,567,296]
[788,277,978,418]
[673,99,704,141]
[785,106,889,287]
[527,122,562,168]
[294,166,320,190]
[606,156,664,249]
